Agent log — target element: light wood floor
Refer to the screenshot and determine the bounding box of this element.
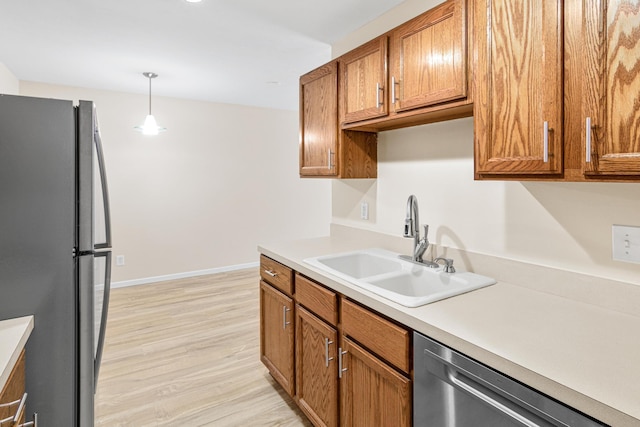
[95,268,312,426]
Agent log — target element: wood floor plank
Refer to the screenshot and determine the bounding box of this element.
[95,268,312,426]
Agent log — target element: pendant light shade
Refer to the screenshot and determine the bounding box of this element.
[135,72,166,135]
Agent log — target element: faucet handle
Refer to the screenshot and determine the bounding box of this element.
[423,224,429,239]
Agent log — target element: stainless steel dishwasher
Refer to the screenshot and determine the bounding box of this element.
[414,332,607,427]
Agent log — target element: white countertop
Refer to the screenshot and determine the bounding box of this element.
[0,316,34,392]
[259,234,640,427]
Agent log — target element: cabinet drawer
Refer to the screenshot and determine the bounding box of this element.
[341,299,410,373]
[295,274,338,326]
[260,255,293,296]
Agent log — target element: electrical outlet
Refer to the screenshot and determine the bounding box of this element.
[360,202,369,220]
[116,255,125,266]
[612,225,640,264]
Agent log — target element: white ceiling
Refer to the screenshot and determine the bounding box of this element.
[1,0,405,110]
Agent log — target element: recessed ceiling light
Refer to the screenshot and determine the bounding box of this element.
[185,0,202,3]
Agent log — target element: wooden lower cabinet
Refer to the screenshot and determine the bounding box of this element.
[260,280,295,396]
[0,350,26,426]
[295,305,339,427]
[259,268,412,426]
[339,337,411,427]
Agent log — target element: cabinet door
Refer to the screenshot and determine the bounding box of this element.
[296,305,338,427]
[300,62,339,176]
[260,281,295,396]
[390,0,467,113]
[341,37,388,124]
[475,0,563,175]
[339,337,411,427]
[582,0,640,176]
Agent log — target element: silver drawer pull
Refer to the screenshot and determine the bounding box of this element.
[18,412,38,427]
[0,393,28,426]
[586,117,592,163]
[324,338,334,367]
[543,121,550,163]
[0,398,20,410]
[263,269,277,278]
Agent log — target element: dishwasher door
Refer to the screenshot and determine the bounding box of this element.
[413,332,606,427]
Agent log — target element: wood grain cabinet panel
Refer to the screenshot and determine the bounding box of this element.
[295,274,338,326]
[341,37,388,124]
[300,62,339,177]
[339,337,411,427]
[390,0,467,113]
[341,299,410,373]
[260,255,293,296]
[300,61,378,179]
[474,0,563,176]
[295,305,339,427]
[260,281,295,397]
[582,0,640,177]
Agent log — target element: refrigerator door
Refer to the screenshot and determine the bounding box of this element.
[0,94,77,426]
[77,100,112,427]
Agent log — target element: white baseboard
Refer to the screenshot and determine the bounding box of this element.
[111,262,259,289]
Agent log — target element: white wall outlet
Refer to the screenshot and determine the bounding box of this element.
[612,225,640,264]
[360,202,369,220]
[116,255,125,266]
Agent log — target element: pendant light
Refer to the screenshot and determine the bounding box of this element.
[135,72,166,135]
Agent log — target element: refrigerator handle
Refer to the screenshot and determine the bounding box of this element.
[93,126,112,249]
[94,251,112,390]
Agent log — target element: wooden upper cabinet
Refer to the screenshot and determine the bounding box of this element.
[300,61,378,178]
[582,0,640,177]
[390,0,467,113]
[474,0,563,176]
[341,37,388,124]
[300,61,339,177]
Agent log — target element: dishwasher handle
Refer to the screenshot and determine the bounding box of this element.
[447,367,543,427]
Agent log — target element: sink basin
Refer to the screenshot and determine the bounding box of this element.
[304,248,496,307]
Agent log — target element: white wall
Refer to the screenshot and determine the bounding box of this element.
[331,1,640,286]
[0,63,19,94]
[20,81,331,282]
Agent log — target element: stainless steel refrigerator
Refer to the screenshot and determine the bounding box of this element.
[0,94,112,427]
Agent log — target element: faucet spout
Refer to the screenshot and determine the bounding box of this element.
[402,195,438,267]
[404,195,419,238]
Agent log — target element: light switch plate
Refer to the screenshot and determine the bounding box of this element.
[360,202,369,220]
[612,225,640,264]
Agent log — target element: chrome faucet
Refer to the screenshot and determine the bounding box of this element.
[403,195,438,267]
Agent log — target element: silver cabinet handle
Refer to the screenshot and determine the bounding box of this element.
[282,306,291,330]
[391,76,399,104]
[263,269,277,278]
[338,347,348,378]
[543,121,549,163]
[0,393,28,425]
[19,413,38,427]
[324,338,334,367]
[376,83,383,108]
[586,117,592,163]
[327,149,334,170]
